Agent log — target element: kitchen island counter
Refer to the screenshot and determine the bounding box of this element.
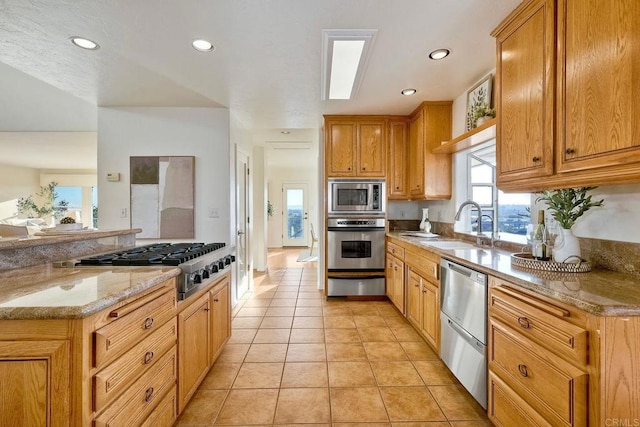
[388,232,640,316]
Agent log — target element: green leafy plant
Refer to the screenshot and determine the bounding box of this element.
[473,105,496,121]
[16,182,69,219]
[536,187,604,229]
[267,200,274,218]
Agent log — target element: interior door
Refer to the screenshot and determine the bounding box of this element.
[282,183,309,247]
[236,151,249,300]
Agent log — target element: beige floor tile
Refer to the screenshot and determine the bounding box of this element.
[265,306,296,317]
[260,316,294,329]
[377,304,402,316]
[296,299,322,307]
[326,343,368,361]
[428,385,487,421]
[383,315,412,328]
[232,317,263,329]
[253,328,291,344]
[364,342,409,361]
[281,362,329,387]
[292,316,324,329]
[370,361,424,386]
[413,361,458,385]
[286,343,327,362]
[253,291,277,299]
[236,307,267,317]
[334,423,391,427]
[242,299,272,308]
[350,304,382,316]
[379,386,446,422]
[359,327,398,342]
[400,342,439,360]
[353,315,387,328]
[289,328,325,343]
[328,361,376,387]
[233,362,284,388]
[270,298,298,307]
[227,328,257,344]
[390,422,450,427]
[449,422,492,427]
[323,306,353,316]
[200,363,241,389]
[245,343,288,362]
[297,291,322,299]
[324,329,362,343]
[330,387,389,422]
[277,284,300,290]
[294,306,323,317]
[390,327,424,342]
[274,388,331,424]
[324,315,356,329]
[274,291,299,299]
[215,343,249,363]
[175,389,227,425]
[215,388,278,425]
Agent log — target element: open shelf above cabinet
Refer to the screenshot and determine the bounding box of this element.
[432,118,496,154]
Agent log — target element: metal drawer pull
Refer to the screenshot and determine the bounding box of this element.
[214,298,220,302]
[518,364,529,377]
[143,317,154,329]
[144,387,154,402]
[517,317,530,329]
[143,351,154,364]
[532,156,540,162]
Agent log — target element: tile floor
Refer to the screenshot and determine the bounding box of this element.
[175,249,490,426]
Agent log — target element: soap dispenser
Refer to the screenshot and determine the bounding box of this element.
[419,208,431,233]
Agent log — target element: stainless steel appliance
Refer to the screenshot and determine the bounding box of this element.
[327,217,386,296]
[74,242,236,300]
[328,179,385,216]
[440,258,488,409]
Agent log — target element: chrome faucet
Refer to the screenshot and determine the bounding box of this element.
[454,200,485,246]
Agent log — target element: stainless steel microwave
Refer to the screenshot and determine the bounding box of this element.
[328,179,386,216]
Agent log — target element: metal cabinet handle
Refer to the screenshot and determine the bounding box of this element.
[214,298,219,302]
[143,351,154,364]
[517,317,530,329]
[204,308,210,312]
[143,317,154,329]
[566,148,575,155]
[532,156,540,162]
[144,387,154,402]
[518,364,529,377]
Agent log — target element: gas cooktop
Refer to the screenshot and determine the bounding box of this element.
[77,242,227,266]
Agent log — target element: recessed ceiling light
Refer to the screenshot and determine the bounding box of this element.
[69,36,99,50]
[401,88,417,96]
[281,130,290,134]
[192,39,215,52]
[429,49,450,60]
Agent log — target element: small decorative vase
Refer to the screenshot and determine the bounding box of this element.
[553,227,581,263]
[475,116,493,127]
[419,208,431,233]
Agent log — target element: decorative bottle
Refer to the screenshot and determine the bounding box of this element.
[532,210,550,260]
[419,208,431,233]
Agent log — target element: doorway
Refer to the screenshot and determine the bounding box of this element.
[236,150,250,301]
[282,182,309,247]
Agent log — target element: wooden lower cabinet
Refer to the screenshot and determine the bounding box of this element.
[386,254,405,315]
[211,276,231,362]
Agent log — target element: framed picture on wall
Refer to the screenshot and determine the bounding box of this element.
[465,74,493,131]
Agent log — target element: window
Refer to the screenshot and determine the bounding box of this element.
[54,186,98,228]
[458,142,531,243]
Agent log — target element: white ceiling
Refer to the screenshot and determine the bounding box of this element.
[0,0,520,170]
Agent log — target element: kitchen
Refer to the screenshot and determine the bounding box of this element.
[1,0,640,426]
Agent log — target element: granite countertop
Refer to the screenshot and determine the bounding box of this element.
[0,228,142,250]
[388,232,640,317]
[0,264,180,320]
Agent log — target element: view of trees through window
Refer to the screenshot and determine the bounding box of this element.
[54,186,98,228]
[286,189,303,239]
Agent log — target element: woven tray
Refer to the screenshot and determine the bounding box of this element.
[510,252,591,273]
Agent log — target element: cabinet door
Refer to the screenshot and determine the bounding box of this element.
[387,119,409,198]
[178,293,211,412]
[408,111,425,197]
[392,257,405,315]
[406,268,422,328]
[326,120,356,176]
[386,257,395,303]
[211,277,231,362]
[0,340,69,427]
[495,0,555,184]
[356,120,386,176]
[557,0,640,173]
[420,280,439,351]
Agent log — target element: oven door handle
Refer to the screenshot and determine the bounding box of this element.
[327,274,385,280]
[327,227,385,232]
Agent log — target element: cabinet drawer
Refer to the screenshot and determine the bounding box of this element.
[140,388,176,427]
[489,285,587,366]
[387,242,405,259]
[94,346,177,427]
[490,320,587,426]
[93,317,177,411]
[405,251,438,282]
[94,289,177,369]
[489,371,552,427]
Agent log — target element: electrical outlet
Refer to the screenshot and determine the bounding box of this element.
[120,208,127,218]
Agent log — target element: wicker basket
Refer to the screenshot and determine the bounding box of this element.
[510,252,591,273]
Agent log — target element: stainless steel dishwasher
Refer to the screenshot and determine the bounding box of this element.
[440,258,488,409]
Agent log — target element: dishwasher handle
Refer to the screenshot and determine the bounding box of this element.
[444,317,486,355]
[441,258,487,285]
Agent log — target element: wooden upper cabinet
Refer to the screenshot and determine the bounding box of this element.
[324,117,386,177]
[388,118,409,199]
[557,0,640,173]
[326,120,357,176]
[357,121,386,176]
[408,102,452,200]
[494,0,555,184]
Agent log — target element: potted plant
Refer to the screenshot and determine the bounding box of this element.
[16,182,69,224]
[473,105,496,128]
[267,201,274,219]
[536,187,604,262]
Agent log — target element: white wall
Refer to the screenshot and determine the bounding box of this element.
[0,164,40,219]
[97,107,231,243]
[252,146,268,270]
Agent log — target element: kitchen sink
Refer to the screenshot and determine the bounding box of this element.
[421,240,476,250]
